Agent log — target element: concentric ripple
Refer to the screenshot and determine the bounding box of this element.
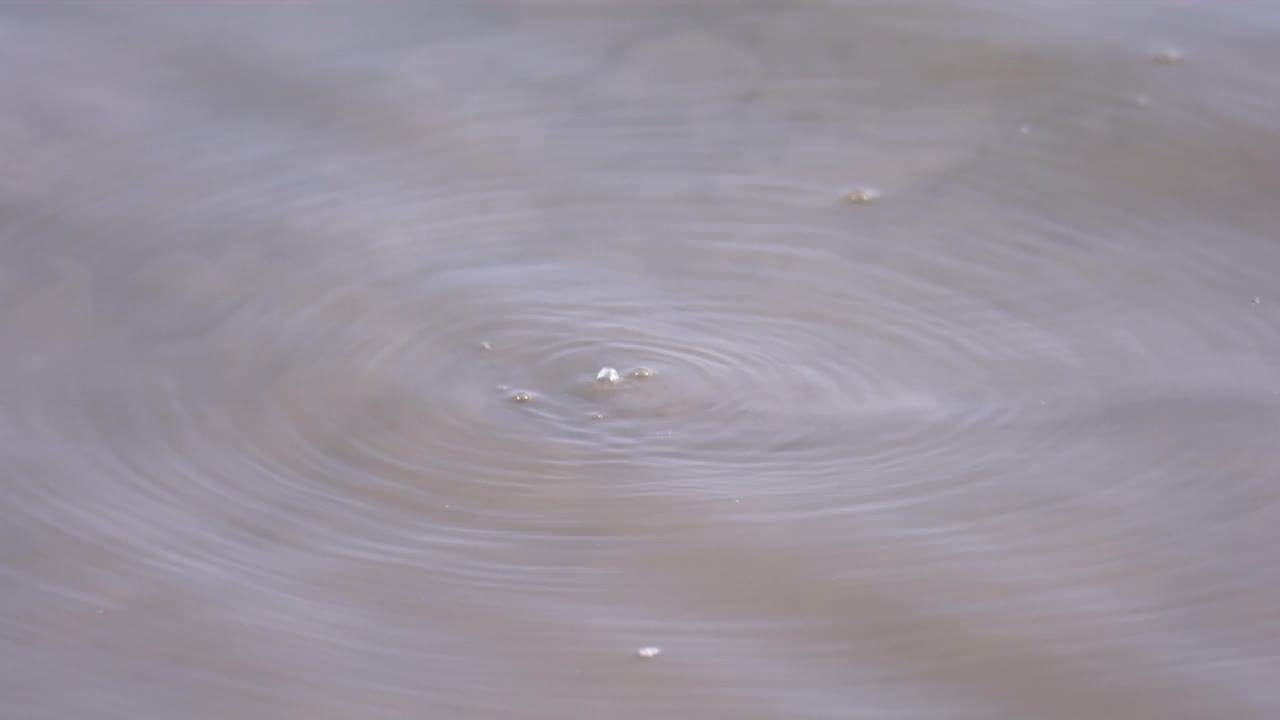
[5,2,1280,719]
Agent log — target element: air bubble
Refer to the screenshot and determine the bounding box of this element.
[627,367,655,379]
[842,187,879,205]
[597,367,621,384]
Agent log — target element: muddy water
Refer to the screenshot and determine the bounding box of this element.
[3,3,1280,718]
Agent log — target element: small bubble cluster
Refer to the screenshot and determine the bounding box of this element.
[497,358,664,419]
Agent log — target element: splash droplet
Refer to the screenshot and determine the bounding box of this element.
[597,367,621,384]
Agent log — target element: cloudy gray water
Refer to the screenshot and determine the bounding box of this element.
[3,2,1280,718]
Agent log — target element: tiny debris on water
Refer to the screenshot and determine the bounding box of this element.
[597,367,621,384]
[635,646,661,659]
[509,391,533,403]
[843,187,879,204]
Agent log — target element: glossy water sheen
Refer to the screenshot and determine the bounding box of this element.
[3,3,1280,719]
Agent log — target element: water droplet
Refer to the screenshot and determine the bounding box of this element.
[480,340,492,351]
[597,367,621,384]
[635,646,662,659]
[1153,48,1183,64]
[843,187,879,205]
[509,391,533,403]
[627,367,655,379]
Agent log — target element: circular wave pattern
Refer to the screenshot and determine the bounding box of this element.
[5,4,1280,718]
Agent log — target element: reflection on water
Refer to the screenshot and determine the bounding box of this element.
[3,2,1280,718]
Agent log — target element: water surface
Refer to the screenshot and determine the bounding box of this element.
[3,3,1280,718]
